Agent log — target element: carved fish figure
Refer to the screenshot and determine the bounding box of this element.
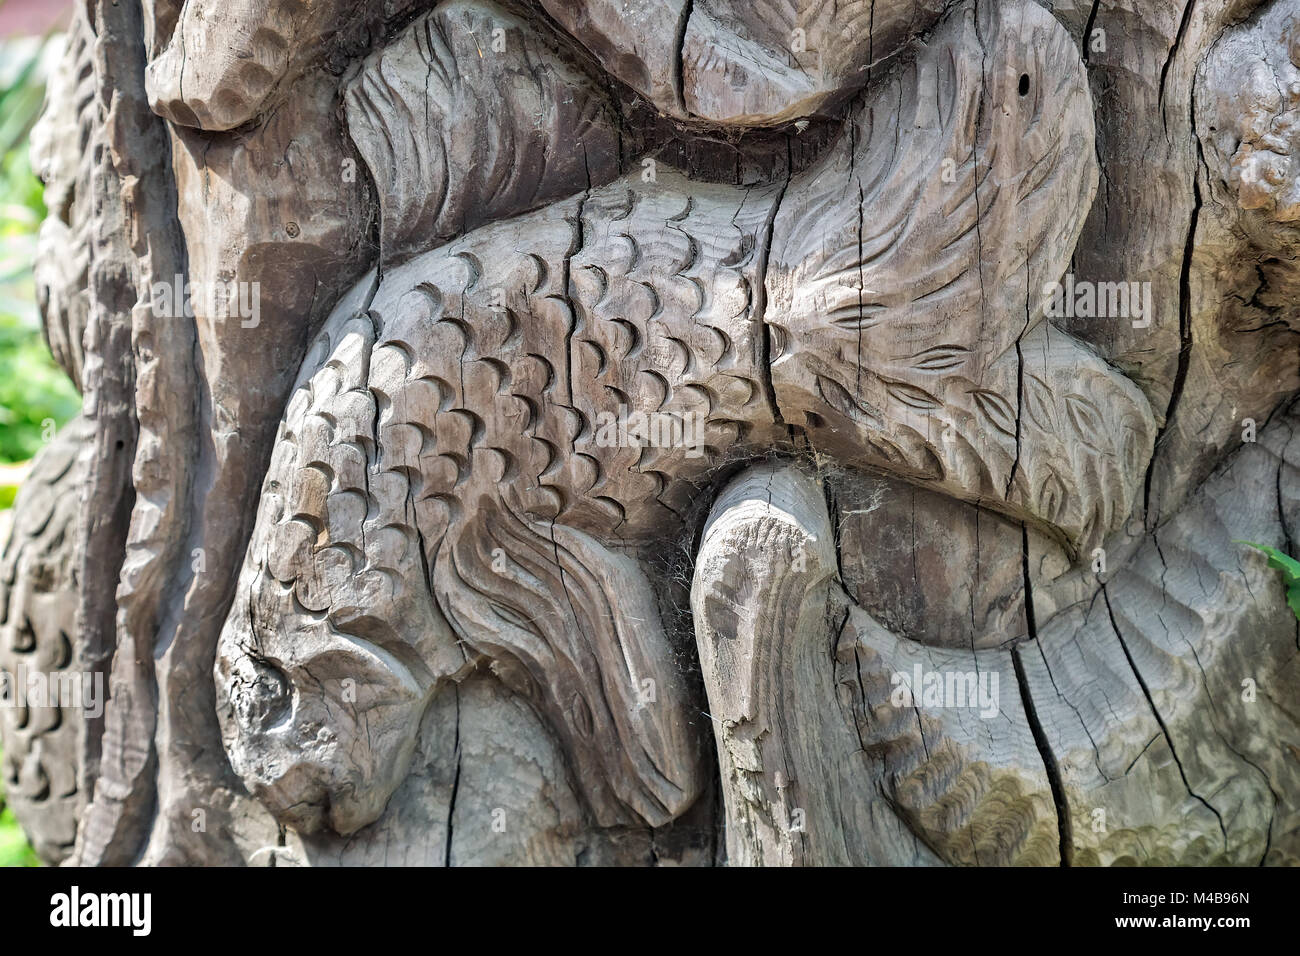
[215,0,1155,836]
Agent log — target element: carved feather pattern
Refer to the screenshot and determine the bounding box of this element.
[345,2,622,267]
[766,0,1155,554]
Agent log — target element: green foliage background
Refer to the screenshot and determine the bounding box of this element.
[0,31,78,867]
[0,37,77,466]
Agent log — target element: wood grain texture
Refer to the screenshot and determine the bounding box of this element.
[345,1,625,267]
[1022,403,1300,864]
[692,464,1060,865]
[682,0,946,125]
[538,0,689,117]
[5,0,1298,866]
[144,0,421,131]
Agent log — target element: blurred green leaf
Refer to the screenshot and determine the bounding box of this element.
[0,741,41,866]
[1288,583,1300,621]
[0,312,78,462]
[0,34,56,160]
[0,33,76,468]
[1238,542,1300,623]
[1237,541,1300,588]
[0,807,40,867]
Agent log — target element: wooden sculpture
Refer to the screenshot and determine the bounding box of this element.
[2,0,1297,866]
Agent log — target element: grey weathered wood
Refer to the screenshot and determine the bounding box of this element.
[690,463,853,865]
[1,0,1297,866]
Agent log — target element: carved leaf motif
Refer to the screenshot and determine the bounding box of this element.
[1037,468,1069,525]
[1024,374,1058,433]
[883,379,942,410]
[907,345,972,372]
[968,388,1018,438]
[828,302,886,330]
[345,3,621,265]
[815,375,884,425]
[867,437,910,468]
[1064,394,1104,450]
[1123,423,1143,477]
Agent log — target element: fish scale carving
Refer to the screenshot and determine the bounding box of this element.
[217,173,777,833]
[0,416,90,863]
[215,0,1157,839]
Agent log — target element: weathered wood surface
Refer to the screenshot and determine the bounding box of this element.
[0,417,89,862]
[1,0,1297,866]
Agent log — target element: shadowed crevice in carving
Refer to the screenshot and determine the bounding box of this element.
[673,0,695,116]
[1099,584,1228,851]
[1141,166,1201,531]
[1011,523,1074,866]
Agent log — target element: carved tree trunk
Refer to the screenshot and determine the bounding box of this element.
[2,0,1298,866]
